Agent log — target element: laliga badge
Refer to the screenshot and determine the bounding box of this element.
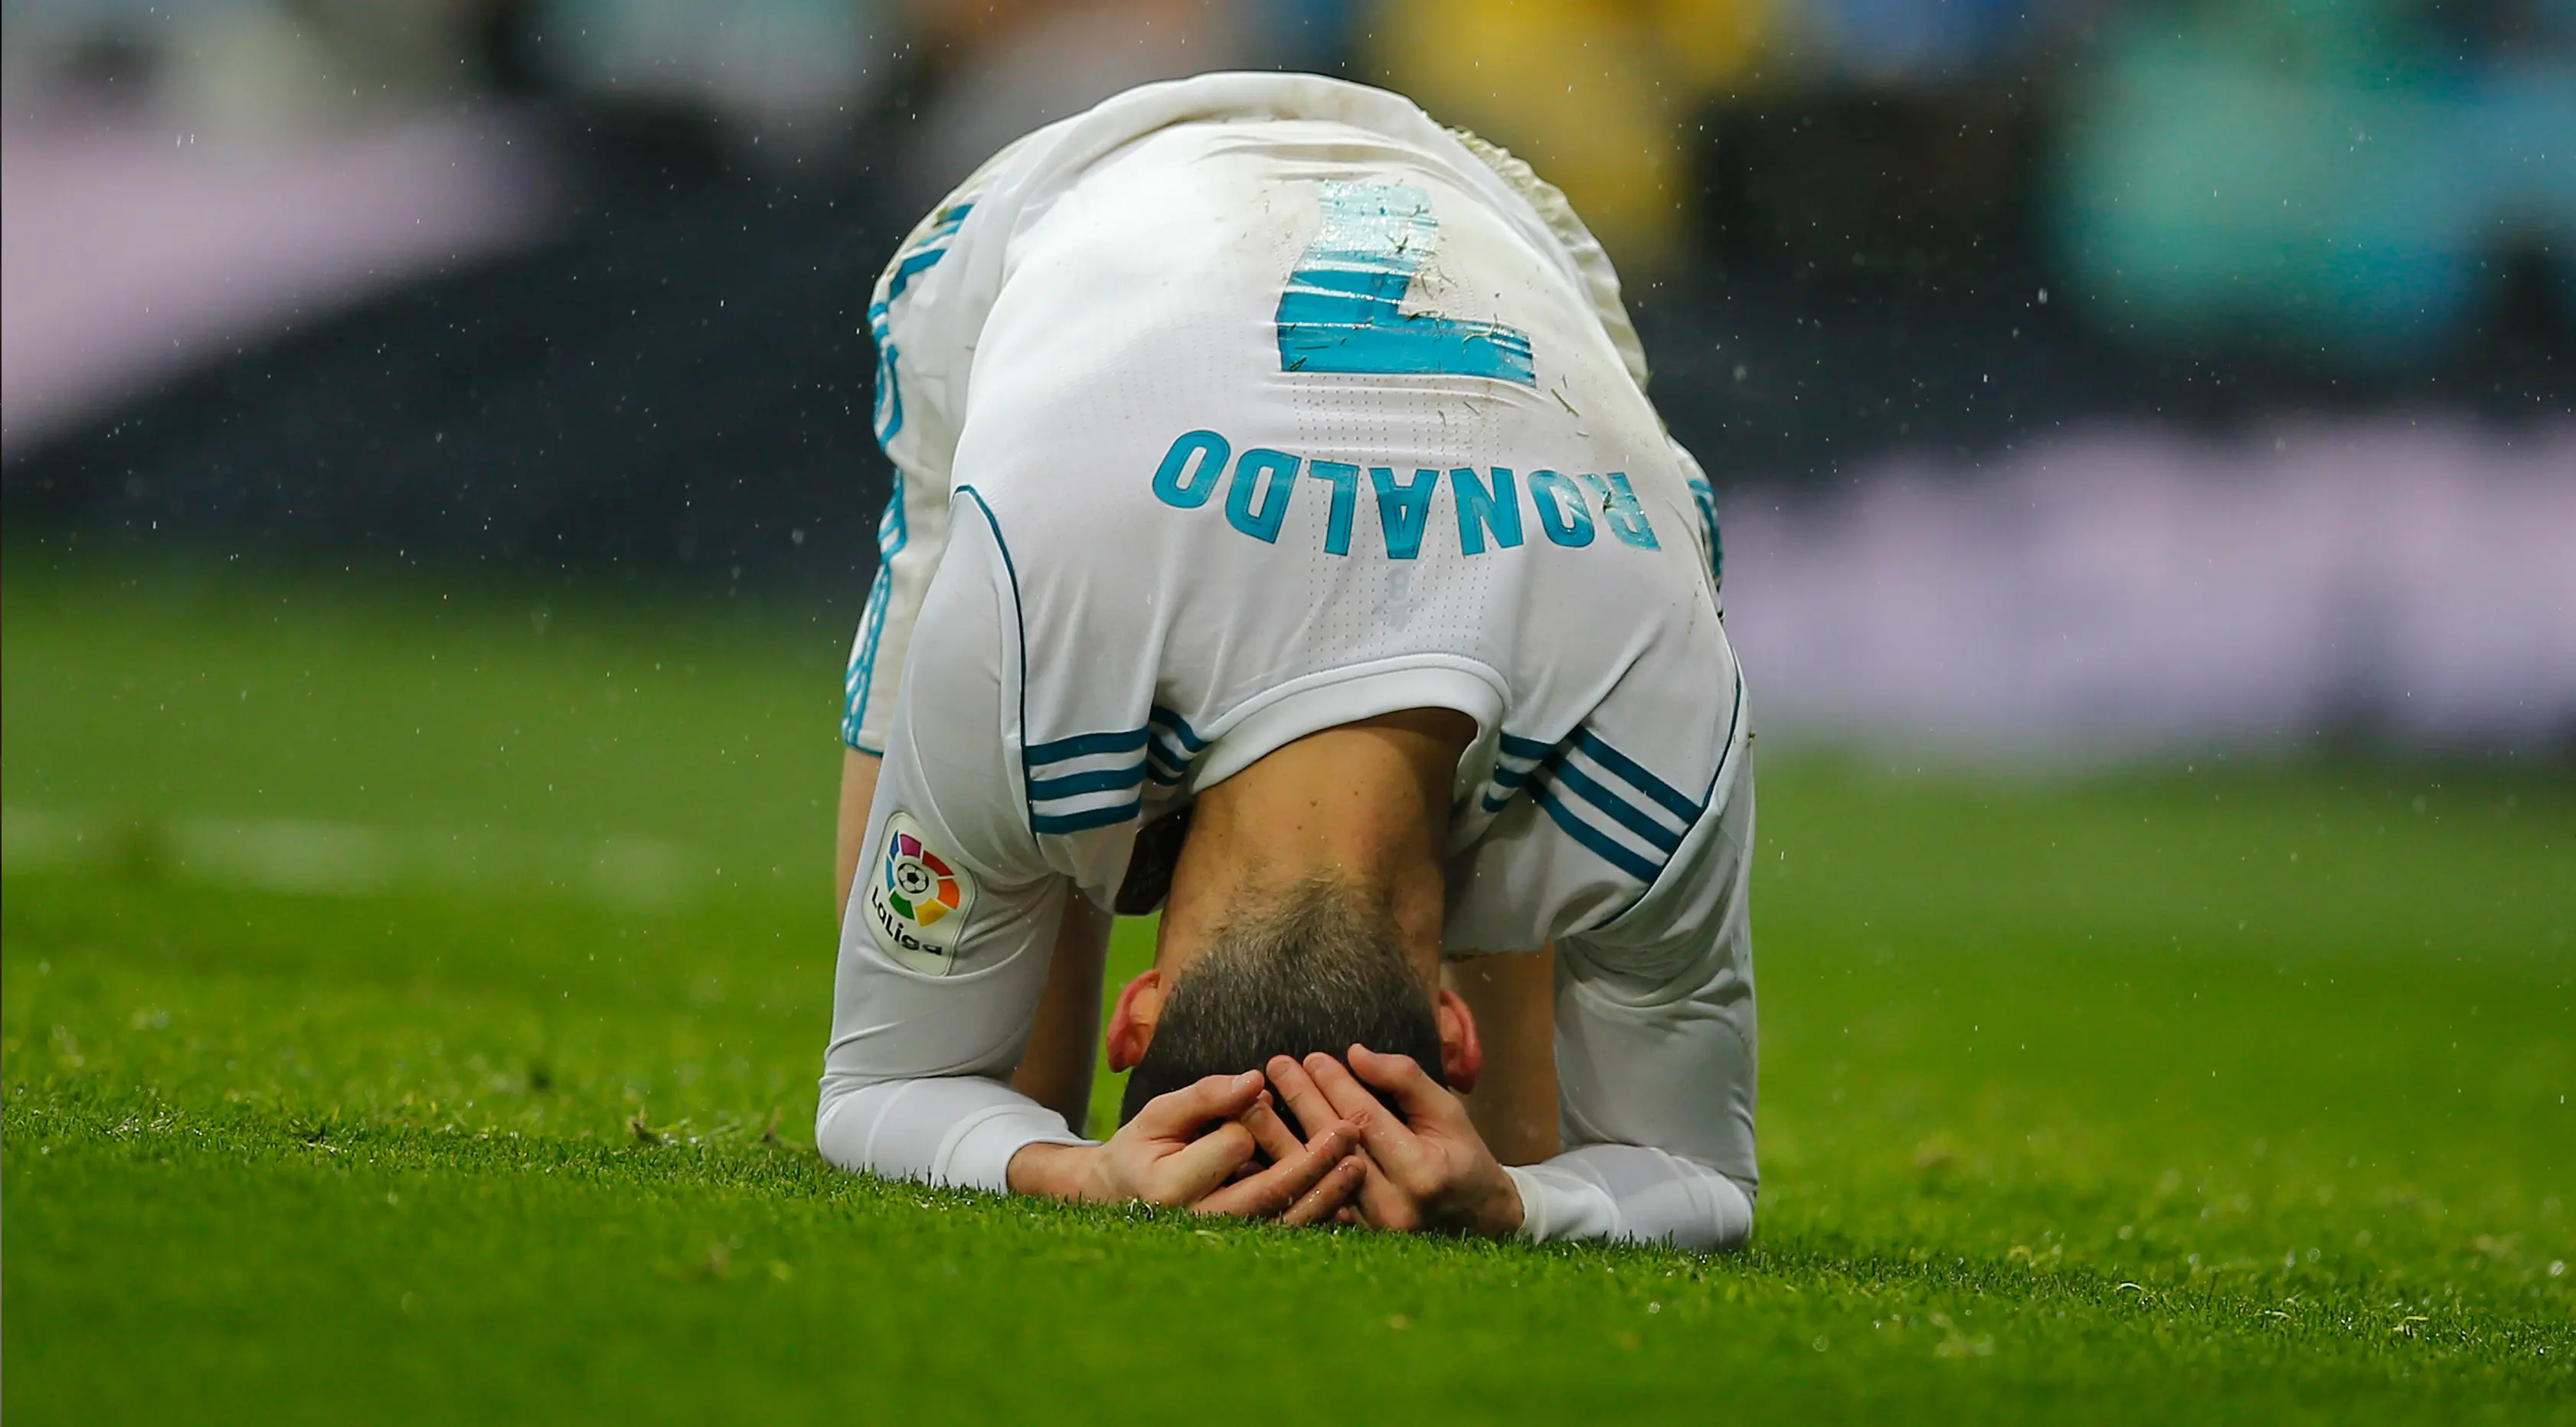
[866,811,979,975]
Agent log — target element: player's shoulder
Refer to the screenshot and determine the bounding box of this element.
[871,131,1038,318]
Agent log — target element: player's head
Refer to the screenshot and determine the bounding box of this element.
[1107,871,1474,1127]
[1106,707,1483,1124]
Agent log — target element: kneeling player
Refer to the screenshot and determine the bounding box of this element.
[820,71,1757,1248]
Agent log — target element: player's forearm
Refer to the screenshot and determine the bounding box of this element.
[1541,929,1759,1249]
[1505,1144,1752,1250]
[815,1075,1091,1192]
[1004,1140,1105,1200]
[1447,949,1560,1164]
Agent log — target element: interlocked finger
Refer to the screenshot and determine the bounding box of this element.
[1279,1154,1368,1228]
[1303,1052,1433,1183]
[1133,1071,1265,1143]
[1195,1122,1355,1219]
[1263,1056,1341,1142]
[1239,1093,1306,1164]
[1157,1119,1259,1205]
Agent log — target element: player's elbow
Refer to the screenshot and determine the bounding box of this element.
[812,1072,927,1176]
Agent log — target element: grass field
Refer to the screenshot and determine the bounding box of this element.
[5,555,2571,1423]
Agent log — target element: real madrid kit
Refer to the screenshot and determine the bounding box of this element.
[819,73,1759,1249]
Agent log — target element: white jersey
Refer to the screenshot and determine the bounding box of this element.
[819,73,1757,1249]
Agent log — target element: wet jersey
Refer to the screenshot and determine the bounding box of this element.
[818,73,1758,1249]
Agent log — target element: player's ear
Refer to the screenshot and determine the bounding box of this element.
[1433,986,1483,1093]
[1105,970,1165,1073]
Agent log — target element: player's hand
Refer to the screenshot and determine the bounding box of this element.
[1027,1070,1263,1207]
[1267,1050,1523,1238]
[1009,1072,1363,1224]
[1208,1091,1368,1227]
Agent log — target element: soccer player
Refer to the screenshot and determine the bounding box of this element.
[820,72,1756,1248]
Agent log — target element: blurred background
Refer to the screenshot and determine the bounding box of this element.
[3,0,2571,762]
[8,16,2569,1402]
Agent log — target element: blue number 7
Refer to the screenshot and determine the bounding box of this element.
[1276,181,1536,387]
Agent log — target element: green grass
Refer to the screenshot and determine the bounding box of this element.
[5,556,2572,1423]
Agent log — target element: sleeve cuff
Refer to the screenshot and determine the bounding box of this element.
[937,1102,1093,1192]
[1505,1149,1755,1250]
[1502,1163,1623,1243]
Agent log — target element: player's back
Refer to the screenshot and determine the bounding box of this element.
[961,113,1731,936]
[961,111,1685,567]
[858,73,1744,954]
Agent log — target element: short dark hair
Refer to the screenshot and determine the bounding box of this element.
[1120,874,1446,1128]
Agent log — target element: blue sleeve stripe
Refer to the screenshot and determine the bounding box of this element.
[1028,763,1146,800]
[1532,782,1662,883]
[886,245,951,303]
[1147,706,1208,751]
[1496,730,1554,760]
[1571,727,1702,821]
[842,469,910,747]
[1547,759,1684,854]
[840,565,889,746]
[854,201,986,746]
[1031,802,1141,836]
[1025,727,1150,764]
[1146,743,1192,785]
[871,352,904,447]
[1477,730,1561,810]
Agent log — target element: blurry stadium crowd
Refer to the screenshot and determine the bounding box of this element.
[5,0,2571,759]
[7,0,2573,357]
